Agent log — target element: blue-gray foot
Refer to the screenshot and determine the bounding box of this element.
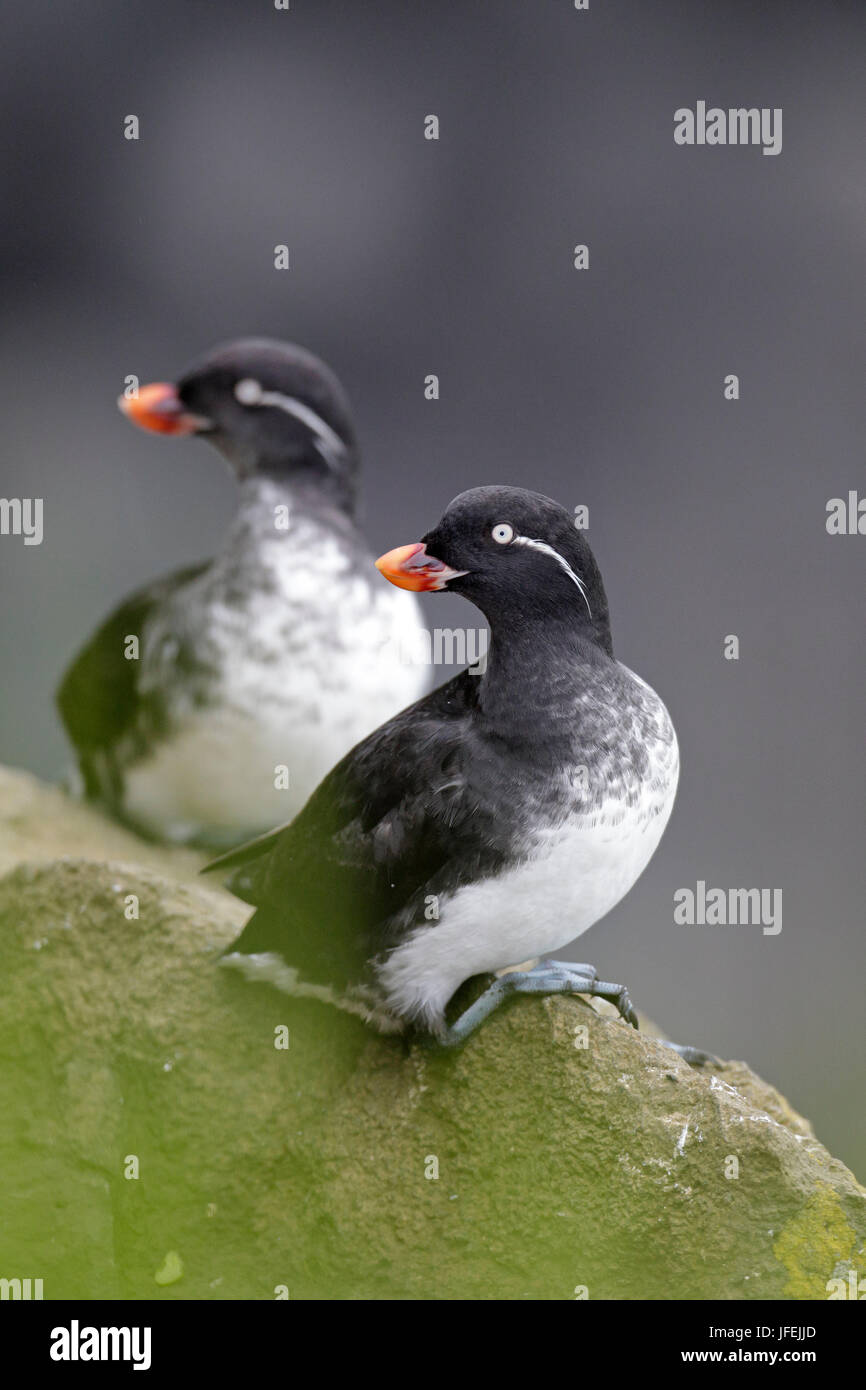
[439,960,638,1047]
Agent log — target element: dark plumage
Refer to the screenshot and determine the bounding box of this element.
[213,486,679,1042]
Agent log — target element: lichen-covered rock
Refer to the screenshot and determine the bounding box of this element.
[0,764,205,881]
[0,841,863,1300]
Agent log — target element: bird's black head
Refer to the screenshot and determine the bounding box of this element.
[377,485,612,654]
[118,337,359,512]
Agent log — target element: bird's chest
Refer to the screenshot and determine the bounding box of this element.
[122,533,425,843]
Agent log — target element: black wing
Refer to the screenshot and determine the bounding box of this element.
[202,819,293,904]
[218,670,507,991]
[56,562,208,802]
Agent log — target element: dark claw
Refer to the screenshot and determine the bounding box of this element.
[594,980,639,1029]
[660,1040,719,1067]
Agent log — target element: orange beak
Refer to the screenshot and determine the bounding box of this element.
[117,382,210,436]
[375,542,467,592]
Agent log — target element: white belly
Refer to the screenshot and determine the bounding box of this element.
[122,541,427,844]
[378,725,679,1030]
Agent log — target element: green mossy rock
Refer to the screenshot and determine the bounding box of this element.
[0,767,863,1299]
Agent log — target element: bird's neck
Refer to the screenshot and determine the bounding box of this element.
[477,615,613,738]
[254,447,359,518]
[223,474,362,560]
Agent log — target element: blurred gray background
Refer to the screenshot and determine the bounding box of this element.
[1,1,864,1172]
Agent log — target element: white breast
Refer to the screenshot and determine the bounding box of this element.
[121,509,428,845]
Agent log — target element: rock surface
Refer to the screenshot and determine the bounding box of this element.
[0,765,863,1300]
[0,765,204,881]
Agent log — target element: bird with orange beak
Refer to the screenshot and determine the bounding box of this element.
[212,486,685,1050]
[57,338,428,847]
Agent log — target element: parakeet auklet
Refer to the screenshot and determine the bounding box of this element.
[212,485,680,1045]
[56,338,428,847]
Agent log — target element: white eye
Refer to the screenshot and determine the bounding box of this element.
[234,378,263,405]
[491,523,514,545]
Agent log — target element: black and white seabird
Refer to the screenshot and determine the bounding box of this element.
[212,485,680,1046]
[56,338,428,847]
